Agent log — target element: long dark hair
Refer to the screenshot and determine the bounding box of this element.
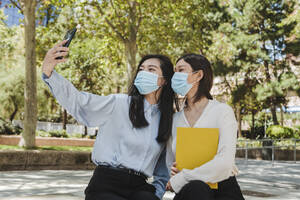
[176,53,213,103]
[128,55,176,143]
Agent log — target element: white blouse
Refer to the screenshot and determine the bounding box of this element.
[167,99,239,193]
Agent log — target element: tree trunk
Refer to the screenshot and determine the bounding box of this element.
[83,126,88,137]
[263,60,279,125]
[62,108,67,130]
[251,110,255,139]
[21,0,37,148]
[124,40,137,85]
[236,104,242,138]
[280,105,284,126]
[9,105,18,122]
[10,98,18,122]
[270,101,279,125]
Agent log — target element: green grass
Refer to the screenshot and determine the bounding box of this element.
[0,145,92,152]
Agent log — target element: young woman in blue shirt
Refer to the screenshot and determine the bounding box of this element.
[41,40,177,200]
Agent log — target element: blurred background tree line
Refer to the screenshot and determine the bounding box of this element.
[0,0,299,147]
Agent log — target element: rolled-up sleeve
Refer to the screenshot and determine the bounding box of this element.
[42,71,116,127]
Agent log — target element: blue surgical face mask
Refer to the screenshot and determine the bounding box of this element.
[134,71,163,95]
[171,71,199,96]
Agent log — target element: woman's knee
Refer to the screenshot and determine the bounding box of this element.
[185,180,211,192]
[176,180,214,199]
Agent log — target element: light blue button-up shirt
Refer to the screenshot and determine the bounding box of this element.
[42,71,169,199]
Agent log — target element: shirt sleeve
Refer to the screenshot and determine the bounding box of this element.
[166,136,175,175]
[152,147,170,199]
[170,105,237,193]
[42,71,116,127]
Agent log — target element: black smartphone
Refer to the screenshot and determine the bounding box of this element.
[56,28,77,59]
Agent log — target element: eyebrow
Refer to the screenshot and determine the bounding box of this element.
[176,65,188,68]
[141,65,159,68]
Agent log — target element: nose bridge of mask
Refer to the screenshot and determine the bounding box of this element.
[140,70,164,78]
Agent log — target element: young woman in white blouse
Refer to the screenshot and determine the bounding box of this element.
[166,53,245,200]
[42,40,177,200]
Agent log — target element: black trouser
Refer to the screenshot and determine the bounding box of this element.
[85,166,159,200]
[173,176,245,200]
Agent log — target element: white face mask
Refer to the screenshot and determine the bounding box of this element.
[134,71,163,95]
[171,71,199,96]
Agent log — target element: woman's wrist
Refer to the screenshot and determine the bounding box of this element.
[43,69,53,78]
[42,63,53,78]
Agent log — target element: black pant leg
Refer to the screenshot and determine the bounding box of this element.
[129,173,158,200]
[129,191,160,200]
[214,176,245,200]
[85,167,131,200]
[173,180,214,200]
[88,193,128,200]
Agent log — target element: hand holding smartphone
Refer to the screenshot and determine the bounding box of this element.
[56,28,77,60]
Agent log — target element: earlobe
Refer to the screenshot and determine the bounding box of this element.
[198,71,204,81]
[198,76,203,82]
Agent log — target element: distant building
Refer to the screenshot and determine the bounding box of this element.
[0,0,23,26]
[0,0,55,27]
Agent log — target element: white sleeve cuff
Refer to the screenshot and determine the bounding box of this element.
[170,171,189,193]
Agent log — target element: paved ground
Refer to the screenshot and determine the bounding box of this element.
[0,159,299,200]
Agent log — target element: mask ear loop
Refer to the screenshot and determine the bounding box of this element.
[154,75,166,103]
[180,70,202,109]
[189,69,203,86]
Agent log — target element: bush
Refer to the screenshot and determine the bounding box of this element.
[253,126,265,139]
[0,118,22,135]
[266,125,295,139]
[293,125,300,139]
[36,129,69,138]
[48,130,69,138]
[242,126,265,139]
[36,130,51,137]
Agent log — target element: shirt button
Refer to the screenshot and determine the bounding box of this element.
[113,155,117,161]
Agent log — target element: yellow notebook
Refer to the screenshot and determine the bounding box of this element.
[176,127,219,189]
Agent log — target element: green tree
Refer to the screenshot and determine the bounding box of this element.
[8,0,38,148]
[207,0,300,127]
[0,9,17,62]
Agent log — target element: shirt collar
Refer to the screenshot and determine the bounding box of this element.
[144,98,159,114]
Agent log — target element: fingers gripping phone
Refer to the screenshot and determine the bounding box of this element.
[56,28,77,60]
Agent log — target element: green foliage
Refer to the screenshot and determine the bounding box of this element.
[0,145,92,151]
[1,0,299,130]
[237,137,300,150]
[36,5,128,95]
[206,0,300,125]
[0,118,22,135]
[0,11,26,122]
[36,130,96,139]
[293,125,300,139]
[266,125,296,139]
[237,137,262,148]
[36,130,69,138]
[36,130,51,137]
[0,9,17,62]
[0,66,25,121]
